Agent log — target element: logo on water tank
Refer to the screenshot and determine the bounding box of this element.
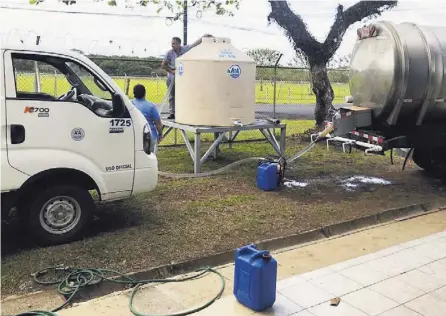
[227,65,241,79]
[177,62,184,76]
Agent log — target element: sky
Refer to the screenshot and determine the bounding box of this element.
[0,0,445,65]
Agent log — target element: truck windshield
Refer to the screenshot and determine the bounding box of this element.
[65,61,112,100]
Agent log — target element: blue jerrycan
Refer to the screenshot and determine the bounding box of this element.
[257,161,279,191]
[233,244,277,312]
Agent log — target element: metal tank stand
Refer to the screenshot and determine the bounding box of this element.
[157,119,287,174]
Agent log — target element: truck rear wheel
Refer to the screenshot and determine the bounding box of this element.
[413,148,446,177]
[25,185,95,245]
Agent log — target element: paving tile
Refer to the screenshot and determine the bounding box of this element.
[398,239,425,250]
[419,231,446,243]
[409,243,446,261]
[394,269,445,293]
[307,300,368,316]
[342,288,399,316]
[430,286,446,302]
[279,280,333,309]
[157,270,233,307]
[254,293,303,316]
[369,255,415,277]
[330,253,380,272]
[58,293,139,316]
[429,237,446,252]
[299,267,334,281]
[309,272,363,297]
[417,261,446,283]
[384,248,433,271]
[369,277,424,304]
[276,276,306,291]
[194,296,255,316]
[437,257,446,267]
[339,262,390,287]
[373,245,406,257]
[404,293,446,316]
[289,310,316,316]
[377,305,422,316]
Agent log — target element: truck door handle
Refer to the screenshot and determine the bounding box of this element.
[10,124,25,144]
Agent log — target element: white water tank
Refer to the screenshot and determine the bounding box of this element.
[174,37,256,126]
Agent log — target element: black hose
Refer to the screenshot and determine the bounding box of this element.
[402,148,414,171]
[390,148,394,165]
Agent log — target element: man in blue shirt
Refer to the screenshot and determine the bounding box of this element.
[132,84,163,146]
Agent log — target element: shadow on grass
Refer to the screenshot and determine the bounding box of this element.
[1,200,151,258]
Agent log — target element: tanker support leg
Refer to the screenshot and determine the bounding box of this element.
[157,120,287,174]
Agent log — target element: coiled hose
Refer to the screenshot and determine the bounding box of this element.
[13,265,225,316]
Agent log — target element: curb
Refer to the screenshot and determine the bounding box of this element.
[4,202,445,305]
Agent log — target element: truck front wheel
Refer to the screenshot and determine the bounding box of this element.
[412,148,446,177]
[25,185,95,245]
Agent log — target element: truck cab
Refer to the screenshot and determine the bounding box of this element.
[1,45,158,245]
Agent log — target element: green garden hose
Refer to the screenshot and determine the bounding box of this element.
[13,266,225,316]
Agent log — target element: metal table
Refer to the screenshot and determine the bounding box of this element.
[155,119,287,174]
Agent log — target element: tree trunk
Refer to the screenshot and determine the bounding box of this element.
[309,62,334,128]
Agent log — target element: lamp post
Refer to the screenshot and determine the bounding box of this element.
[183,0,188,45]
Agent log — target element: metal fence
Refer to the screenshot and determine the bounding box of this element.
[13,56,350,147]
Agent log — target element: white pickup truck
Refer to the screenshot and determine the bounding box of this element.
[1,44,158,245]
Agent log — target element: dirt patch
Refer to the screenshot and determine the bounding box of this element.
[2,140,445,300]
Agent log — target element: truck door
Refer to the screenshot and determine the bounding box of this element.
[3,50,135,199]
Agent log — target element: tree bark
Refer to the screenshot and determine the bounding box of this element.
[309,62,334,127]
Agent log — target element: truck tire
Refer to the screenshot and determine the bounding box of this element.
[24,185,95,245]
[413,148,446,177]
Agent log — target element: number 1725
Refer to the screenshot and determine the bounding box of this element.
[110,119,132,127]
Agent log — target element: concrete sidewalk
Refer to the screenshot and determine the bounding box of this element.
[3,210,446,316]
[198,230,446,316]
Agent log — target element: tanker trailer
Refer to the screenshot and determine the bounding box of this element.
[329,21,446,175]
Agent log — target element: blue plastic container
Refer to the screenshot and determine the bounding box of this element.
[257,162,279,191]
[233,244,277,312]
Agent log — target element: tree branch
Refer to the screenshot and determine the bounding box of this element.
[267,0,321,57]
[322,1,397,61]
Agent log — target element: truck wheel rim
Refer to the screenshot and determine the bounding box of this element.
[39,196,82,235]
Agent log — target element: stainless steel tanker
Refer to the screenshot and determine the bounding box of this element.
[348,21,446,126]
[330,21,446,175]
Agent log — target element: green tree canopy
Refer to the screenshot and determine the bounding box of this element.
[246,48,282,66]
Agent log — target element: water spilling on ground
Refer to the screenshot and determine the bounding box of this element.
[282,175,392,192]
[340,176,392,192]
[283,179,309,188]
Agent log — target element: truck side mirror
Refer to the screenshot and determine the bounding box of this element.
[112,94,126,117]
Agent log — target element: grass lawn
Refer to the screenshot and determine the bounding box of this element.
[16,73,350,105]
[2,134,445,301]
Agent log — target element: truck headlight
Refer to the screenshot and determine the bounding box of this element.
[143,123,152,154]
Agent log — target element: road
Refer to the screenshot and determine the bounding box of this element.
[160,103,343,120]
[255,103,314,119]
